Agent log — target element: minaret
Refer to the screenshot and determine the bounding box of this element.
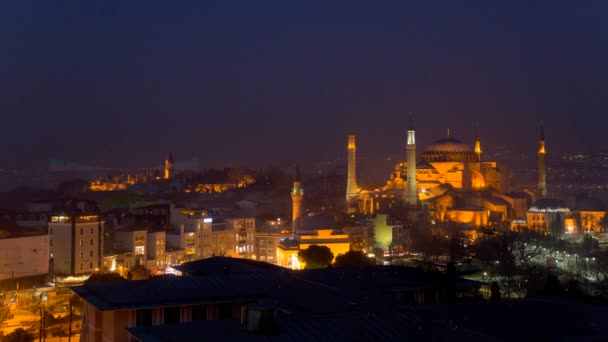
[474,127,482,162]
[404,118,418,206]
[538,124,547,197]
[291,164,304,235]
[345,134,359,210]
[164,152,174,180]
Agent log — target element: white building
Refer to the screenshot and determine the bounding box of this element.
[0,234,49,280]
[49,213,104,276]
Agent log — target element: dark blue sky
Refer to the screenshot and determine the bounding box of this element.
[2,1,607,170]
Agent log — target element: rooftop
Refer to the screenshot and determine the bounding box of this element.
[174,256,284,276]
[529,198,568,212]
[424,136,472,153]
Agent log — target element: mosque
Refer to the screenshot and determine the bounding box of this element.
[345,122,547,228]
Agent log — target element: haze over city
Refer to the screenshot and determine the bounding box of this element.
[2,1,607,171]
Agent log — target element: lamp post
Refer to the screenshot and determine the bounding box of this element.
[482,271,488,296]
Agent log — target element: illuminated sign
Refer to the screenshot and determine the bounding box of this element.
[203,218,213,223]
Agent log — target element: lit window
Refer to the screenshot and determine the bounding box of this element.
[135,246,145,256]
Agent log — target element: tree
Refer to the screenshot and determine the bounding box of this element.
[449,232,467,262]
[473,237,500,262]
[490,281,501,300]
[497,234,518,298]
[3,328,34,342]
[0,289,13,336]
[434,194,454,222]
[512,230,543,269]
[334,250,371,267]
[582,234,596,256]
[127,264,150,281]
[544,274,561,295]
[298,245,334,269]
[600,214,608,232]
[37,294,48,342]
[441,262,458,303]
[67,295,81,342]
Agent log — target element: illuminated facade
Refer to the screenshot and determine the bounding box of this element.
[165,152,174,180]
[447,208,489,227]
[572,196,607,233]
[170,209,256,260]
[373,214,411,253]
[113,227,148,267]
[90,180,128,191]
[276,228,351,269]
[345,134,359,211]
[276,239,300,269]
[575,211,606,233]
[355,128,508,216]
[255,229,291,263]
[146,230,167,272]
[526,198,569,235]
[291,164,303,234]
[299,229,350,263]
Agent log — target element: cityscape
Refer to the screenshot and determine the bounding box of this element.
[2,2,608,341]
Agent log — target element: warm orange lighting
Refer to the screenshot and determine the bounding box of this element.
[474,140,481,154]
[348,135,356,150]
[538,142,546,154]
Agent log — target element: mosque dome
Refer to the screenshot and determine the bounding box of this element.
[424,137,472,153]
[421,129,478,163]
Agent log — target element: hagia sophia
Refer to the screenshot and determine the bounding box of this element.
[344,121,546,228]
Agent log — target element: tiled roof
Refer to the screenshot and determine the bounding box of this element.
[530,198,567,210]
[72,274,279,311]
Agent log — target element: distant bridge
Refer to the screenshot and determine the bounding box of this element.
[48,157,201,172]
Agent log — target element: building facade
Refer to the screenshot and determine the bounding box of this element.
[49,213,104,276]
[0,234,49,281]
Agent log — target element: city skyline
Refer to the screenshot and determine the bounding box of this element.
[3,3,608,341]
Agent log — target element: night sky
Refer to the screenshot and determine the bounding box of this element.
[2,1,607,171]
